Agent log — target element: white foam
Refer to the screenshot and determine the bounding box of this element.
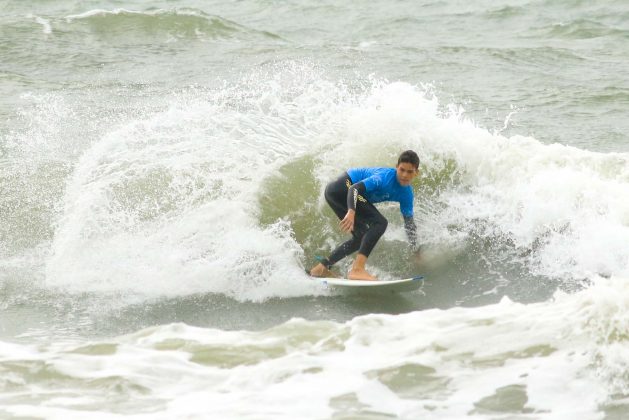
[28,15,52,34]
[317,81,629,281]
[65,8,142,22]
[45,76,342,300]
[2,276,626,418]
[64,7,209,22]
[44,70,629,299]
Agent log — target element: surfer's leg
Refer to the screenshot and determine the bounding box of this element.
[348,203,387,280]
[309,173,384,279]
[323,173,351,219]
[326,236,362,265]
[309,174,353,277]
[348,253,377,280]
[358,211,388,258]
[309,235,361,277]
[308,263,338,278]
[315,174,368,274]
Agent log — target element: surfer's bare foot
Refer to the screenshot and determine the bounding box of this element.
[309,263,339,278]
[347,253,376,280]
[347,268,377,281]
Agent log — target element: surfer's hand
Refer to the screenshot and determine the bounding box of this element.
[413,248,422,264]
[340,210,355,233]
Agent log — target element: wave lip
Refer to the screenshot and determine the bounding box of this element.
[25,14,53,34]
[62,7,284,41]
[530,18,629,40]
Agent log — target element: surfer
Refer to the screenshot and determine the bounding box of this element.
[309,150,421,280]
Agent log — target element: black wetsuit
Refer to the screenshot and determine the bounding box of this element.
[319,172,418,268]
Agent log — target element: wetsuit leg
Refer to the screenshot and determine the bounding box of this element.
[354,201,388,257]
[326,237,362,266]
[323,173,351,220]
[322,174,361,266]
[321,173,388,267]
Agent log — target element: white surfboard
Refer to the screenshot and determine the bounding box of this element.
[317,275,424,294]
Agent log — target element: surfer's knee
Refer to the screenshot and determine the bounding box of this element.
[374,216,388,236]
[324,182,334,201]
[324,176,346,207]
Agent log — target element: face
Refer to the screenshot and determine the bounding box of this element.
[396,162,419,186]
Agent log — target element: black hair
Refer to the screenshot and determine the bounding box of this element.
[397,150,420,169]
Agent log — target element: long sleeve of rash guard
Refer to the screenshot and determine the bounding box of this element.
[403,215,419,251]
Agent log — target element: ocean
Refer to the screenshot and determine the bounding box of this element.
[1,0,628,418]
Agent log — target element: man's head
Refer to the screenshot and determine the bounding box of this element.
[396,150,420,186]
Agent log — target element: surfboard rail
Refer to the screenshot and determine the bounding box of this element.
[317,275,425,293]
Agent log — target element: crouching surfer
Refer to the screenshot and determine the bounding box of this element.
[309,150,422,280]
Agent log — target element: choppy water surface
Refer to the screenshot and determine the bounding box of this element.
[1,1,628,418]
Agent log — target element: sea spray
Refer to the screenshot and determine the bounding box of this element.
[34,71,629,302]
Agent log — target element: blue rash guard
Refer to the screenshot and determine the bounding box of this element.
[347,167,414,217]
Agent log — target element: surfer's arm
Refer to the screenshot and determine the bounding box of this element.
[340,181,366,233]
[403,215,419,251]
[346,181,366,211]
